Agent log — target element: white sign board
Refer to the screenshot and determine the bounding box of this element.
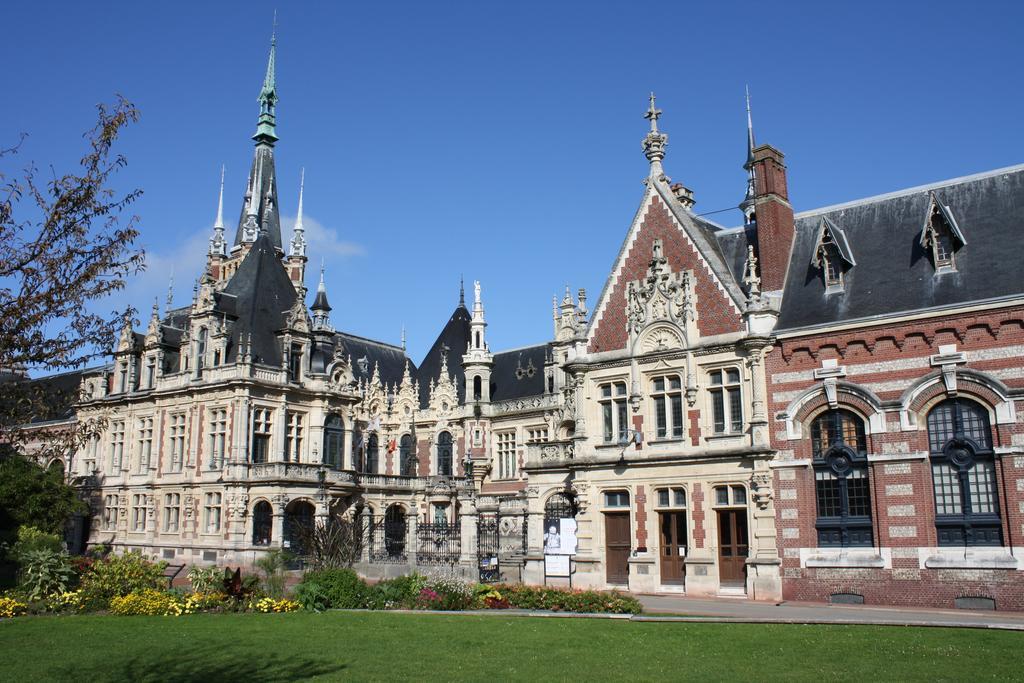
[559,518,578,555]
[544,517,578,555]
[545,553,571,577]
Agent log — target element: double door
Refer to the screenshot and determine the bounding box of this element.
[717,509,748,585]
[604,513,630,585]
[659,511,686,584]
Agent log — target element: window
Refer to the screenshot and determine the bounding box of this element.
[656,487,687,509]
[473,375,482,401]
[437,431,453,477]
[651,375,684,439]
[708,369,743,434]
[323,415,344,469]
[810,410,872,547]
[288,342,302,382]
[136,417,153,473]
[927,398,1001,546]
[544,492,578,530]
[352,429,364,472]
[922,200,964,271]
[163,493,180,532]
[600,382,629,443]
[822,251,842,287]
[526,426,549,444]
[365,434,379,474]
[433,504,449,525]
[204,492,222,533]
[400,434,416,476]
[251,408,272,464]
[144,357,156,389]
[196,327,208,370]
[496,431,517,479]
[208,408,228,469]
[604,490,630,508]
[108,421,126,472]
[252,501,273,545]
[714,485,747,507]
[118,361,129,394]
[131,494,146,532]
[284,411,304,463]
[103,495,119,530]
[168,413,186,471]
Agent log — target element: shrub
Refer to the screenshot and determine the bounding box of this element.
[16,548,74,600]
[249,596,300,613]
[8,526,64,560]
[254,549,290,599]
[416,574,474,611]
[296,568,369,609]
[187,565,222,593]
[497,585,642,614]
[109,589,181,616]
[367,573,428,610]
[78,551,166,610]
[0,596,28,618]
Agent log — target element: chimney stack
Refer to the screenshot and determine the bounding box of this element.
[750,144,795,293]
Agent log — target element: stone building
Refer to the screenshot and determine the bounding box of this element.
[17,35,1024,610]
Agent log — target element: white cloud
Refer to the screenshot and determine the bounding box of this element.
[281,213,366,259]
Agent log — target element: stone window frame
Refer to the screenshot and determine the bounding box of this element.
[649,373,685,440]
[495,429,517,480]
[598,380,629,444]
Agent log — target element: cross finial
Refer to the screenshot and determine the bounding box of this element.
[644,92,662,132]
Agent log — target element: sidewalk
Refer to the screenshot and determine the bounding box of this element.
[635,593,1024,630]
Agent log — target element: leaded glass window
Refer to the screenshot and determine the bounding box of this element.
[810,410,873,547]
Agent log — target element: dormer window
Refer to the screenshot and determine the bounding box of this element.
[811,217,856,293]
[920,193,966,272]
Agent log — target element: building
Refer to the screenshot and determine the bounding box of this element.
[19,35,1024,610]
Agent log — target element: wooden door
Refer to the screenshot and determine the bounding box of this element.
[717,509,748,584]
[604,513,631,585]
[659,511,686,584]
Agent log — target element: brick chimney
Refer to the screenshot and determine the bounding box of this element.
[750,144,795,293]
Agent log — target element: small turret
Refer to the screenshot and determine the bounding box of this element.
[311,264,333,333]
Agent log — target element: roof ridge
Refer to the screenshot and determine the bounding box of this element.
[336,331,405,351]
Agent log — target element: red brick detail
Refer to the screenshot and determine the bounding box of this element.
[417,438,430,477]
[691,484,705,548]
[751,144,795,293]
[688,410,700,446]
[588,195,743,353]
[635,485,648,549]
[908,378,1004,414]
[195,404,204,472]
[456,435,465,477]
[791,391,877,425]
[631,415,643,450]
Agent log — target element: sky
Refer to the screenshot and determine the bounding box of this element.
[2,1,1022,365]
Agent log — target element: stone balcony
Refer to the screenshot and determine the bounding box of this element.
[524,440,577,468]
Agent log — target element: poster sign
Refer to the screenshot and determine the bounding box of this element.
[545,554,571,577]
[544,517,578,555]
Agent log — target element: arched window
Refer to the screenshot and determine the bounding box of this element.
[927,398,1001,546]
[544,492,578,552]
[473,375,482,401]
[437,431,453,476]
[384,505,407,559]
[323,415,344,469]
[400,434,416,476]
[252,501,272,546]
[810,409,872,547]
[365,434,379,474]
[284,500,315,559]
[352,428,364,473]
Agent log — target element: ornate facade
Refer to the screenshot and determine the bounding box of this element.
[21,39,1024,609]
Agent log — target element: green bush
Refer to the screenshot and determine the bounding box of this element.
[366,573,428,610]
[8,526,64,560]
[78,551,166,610]
[186,565,222,593]
[296,568,370,609]
[416,575,475,611]
[16,548,74,600]
[497,584,642,614]
[254,549,290,599]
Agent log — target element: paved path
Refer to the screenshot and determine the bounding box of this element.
[636,594,1024,630]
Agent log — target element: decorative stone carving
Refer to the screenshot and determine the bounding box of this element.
[750,473,773,510]
[626,238,694,340]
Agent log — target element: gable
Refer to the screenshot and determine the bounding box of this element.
[588,191,744,353]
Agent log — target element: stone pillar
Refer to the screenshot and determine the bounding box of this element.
[743,341,770,448]
[746,461,782,601]
[522,486,546,585]
[459,496,478,579]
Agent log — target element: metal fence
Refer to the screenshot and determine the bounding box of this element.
[416,522,461,565]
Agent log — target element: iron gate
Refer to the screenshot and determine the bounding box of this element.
[477,499,528,583]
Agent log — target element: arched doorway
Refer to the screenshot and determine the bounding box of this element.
[284,500,315,560]
[384,505,407,559]
[252,501,273,546]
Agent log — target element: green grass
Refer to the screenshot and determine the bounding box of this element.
[0,611,1020,682]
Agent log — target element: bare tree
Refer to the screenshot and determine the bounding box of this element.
[0,97,144,462]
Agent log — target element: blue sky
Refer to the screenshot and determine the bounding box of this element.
[3,1,1022,364]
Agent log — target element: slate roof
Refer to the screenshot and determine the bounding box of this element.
[416,304,471,406]
[218,232,297,365]
[491,344,550,402]
[233,145,283,252]
[0,368,92,425]
[775,164,1024,330]
[338,333,412,387]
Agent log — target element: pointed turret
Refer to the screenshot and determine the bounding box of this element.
[209,165,227,256]
[311,264,333,332]
[462,279,494,403]
[740,86,757,224]
[254,22,279,145]
[290,168,307,257]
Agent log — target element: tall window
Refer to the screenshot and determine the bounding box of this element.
[400,434,416,476]
[118,361,129,394]
[811,410,872,547]
[251,408,272,464]
[288,343,302,382]
[208,408,228,469]
[136,417,153,473]
[163,493,180,532]
[103,495,119,530]
[651,375,684,439]
[323,415,344,468]
[108,421,126,472]
[708,368,743,434]
[473,375,482,401]
[131,494,146,532]
[204,492,222,533]
[365,434,379,474]
[600,381,628,443]
[927,398,1001,546]
[284,412,304,463]
[253,501,272,545]
[437,431,453,476]
[144,357,156,389]
[196,327,208,370]
[168,413,186,471]
[496,431,517,479]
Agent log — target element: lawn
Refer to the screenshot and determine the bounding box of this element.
[0,611,1019,682]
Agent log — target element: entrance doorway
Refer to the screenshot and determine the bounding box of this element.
[604,512,630,585]
[717,509,748,585]
[659,511,686,584]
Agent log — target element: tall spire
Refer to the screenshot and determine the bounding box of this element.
[311,261,333,332]
[254,17,279,145]
[290,168,307,257]
[209,165,227,256]
[641,92,668,176]
[740,86,757,224]
[166,267,175,310]
[459,275,465,306]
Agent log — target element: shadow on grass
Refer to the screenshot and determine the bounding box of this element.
[52,642,346,682]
